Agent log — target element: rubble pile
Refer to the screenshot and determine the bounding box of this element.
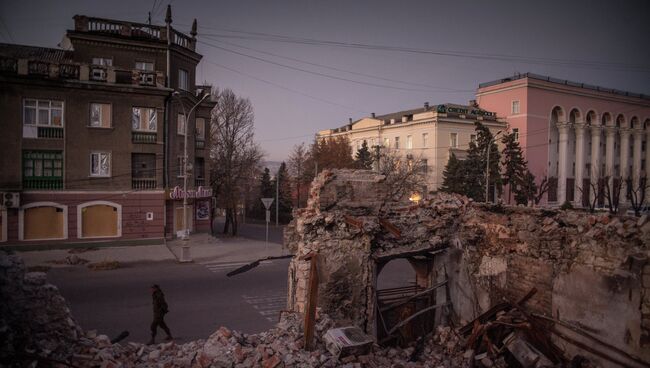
[0,253,83,366]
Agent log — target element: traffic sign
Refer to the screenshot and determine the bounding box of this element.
[261,198,274,209]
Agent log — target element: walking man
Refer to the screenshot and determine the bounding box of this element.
[148,284,173,344]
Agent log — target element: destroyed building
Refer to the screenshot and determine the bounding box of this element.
[285,169,650,367]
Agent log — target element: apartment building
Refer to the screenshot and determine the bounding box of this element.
[317,103,506,193]
[476,73,650,207]
[0,6,215,246]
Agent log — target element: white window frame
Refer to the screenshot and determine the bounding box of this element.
[450,132,458,148]
[178,69,189,90]
[90,151,111,177]
[512,100,520,114]
[470,134,477,144]
[77,201,122,239]
[177,156,186,178]
[92,57,112,66]
[18,202,68,241]
[132,107,157,132]
[135,61,154,71]
[23,99,64,127]
[422,133,428,148]
[89,103,111,128]
[177,114,186,135]
[407,135,413,149]
[383,137,390,148]
[394,136,400,149]
[513,128,519,142]
[195,117,205,140]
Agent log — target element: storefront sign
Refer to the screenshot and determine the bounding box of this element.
[168,186,213,200]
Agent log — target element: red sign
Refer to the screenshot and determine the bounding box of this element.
[168,186,213,200]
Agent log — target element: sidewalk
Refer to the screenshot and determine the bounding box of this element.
[16,233,287,269]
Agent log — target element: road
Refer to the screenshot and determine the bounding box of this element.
[48,257,291,344]
[212,217,284,244]
[47,256,415,345]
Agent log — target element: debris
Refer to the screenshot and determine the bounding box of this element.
[323,327,373,359]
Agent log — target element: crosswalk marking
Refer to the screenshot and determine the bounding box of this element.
[201,260,273,273]
[242,292,286,322]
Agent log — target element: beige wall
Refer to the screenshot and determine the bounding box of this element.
[320,114,505,192]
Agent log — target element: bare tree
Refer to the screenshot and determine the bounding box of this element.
[626,175,649,217]
[287,143,309,208]
[576,180,599,213]
[376,147,427,203]
[603,175,623,214]
[532,176,551,206]
[209,88,263,236]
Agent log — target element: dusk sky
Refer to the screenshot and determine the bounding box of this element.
[1,0,649,161]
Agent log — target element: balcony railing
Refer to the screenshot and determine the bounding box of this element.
[134,70,157,86]
[195,140,205,149]
[132,178,157,190]
[28,61,49,75]
[59,64,80,79]
[24,178,63,190]
[195,178,205,187]
[38,126,64,139]
[132,131,157,144]
[0,57,17,73]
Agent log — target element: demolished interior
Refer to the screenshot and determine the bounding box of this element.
[285,169,650,367]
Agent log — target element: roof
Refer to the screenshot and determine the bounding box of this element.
[478,72,649,101]
[374,103,494,121]
[0,43,72,63]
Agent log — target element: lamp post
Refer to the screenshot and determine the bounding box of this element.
[172,90,209,262]
[485,130,503,203]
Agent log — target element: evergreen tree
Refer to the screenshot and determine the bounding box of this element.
[517,170,537,206]
[501,131,528,203]
[464,122,502,202]
[354,140,373,169]
[256,168,274,219]
[441,153,465,194]
[272,162,293,223]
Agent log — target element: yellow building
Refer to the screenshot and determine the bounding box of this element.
[317,102,506,192]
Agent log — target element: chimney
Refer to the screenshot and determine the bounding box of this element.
[371,112,376,118]
[349,117,352,123]
[424,102,429,111]
[402,116,408,123]
[390,119,396,124]
[469,99,477,107]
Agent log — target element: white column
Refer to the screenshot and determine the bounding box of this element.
[605,127,616,178]
[632,129,643,198]
[557,122,570,204]
[590,126,601,205]
[574,123,586,206]
[619,128,631,204]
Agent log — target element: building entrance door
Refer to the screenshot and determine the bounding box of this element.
[174,206,193,236]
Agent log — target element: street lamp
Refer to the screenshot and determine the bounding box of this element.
[172,90,210,262]
[485,130,503,203]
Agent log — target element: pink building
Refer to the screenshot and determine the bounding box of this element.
[476,73,650,207]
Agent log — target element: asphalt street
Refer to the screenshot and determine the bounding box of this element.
[46,256,415,345]
[48,257,292,344]
[212,217,284,244]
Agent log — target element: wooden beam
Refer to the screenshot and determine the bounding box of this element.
[387,302,451,335]
[304,253,319,351]
[378,218,401,238]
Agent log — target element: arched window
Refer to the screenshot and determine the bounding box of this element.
[77,201,121,238]
[19,202,67,240]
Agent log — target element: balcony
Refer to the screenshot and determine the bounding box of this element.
[22,126,64,139]
[73,15,196,51]
[24,178,63,190]
[132,178,157,190]
[195,178,205,187]
[195,140,205,149]
[132,131,157,144]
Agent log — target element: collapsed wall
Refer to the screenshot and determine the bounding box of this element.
[285,169,650,367]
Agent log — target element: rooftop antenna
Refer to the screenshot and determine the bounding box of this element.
[148,12,152,25]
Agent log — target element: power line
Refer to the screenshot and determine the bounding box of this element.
[203,59,366,113]
[198,39,471,93]
[195,28,650,73]
[201,35,473,93]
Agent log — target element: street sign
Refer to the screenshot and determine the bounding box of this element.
[261,198,274,209]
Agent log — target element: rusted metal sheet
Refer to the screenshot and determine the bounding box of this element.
[304,253,319,351]
[378,218,401,238]
[343,215,364,230]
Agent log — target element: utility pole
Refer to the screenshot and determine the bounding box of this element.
[172,91,209,262]
[276,171,279,227]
